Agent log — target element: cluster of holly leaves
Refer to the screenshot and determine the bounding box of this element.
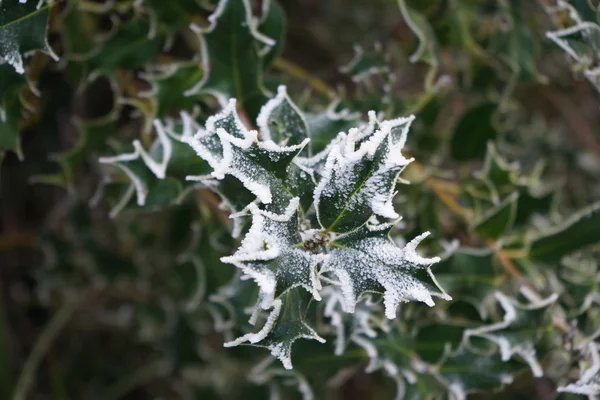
[3,0,600,399]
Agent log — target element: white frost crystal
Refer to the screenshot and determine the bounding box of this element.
[324,222,450,319]
[221,197,323,308]
[465,290,558,378]
[558,343,600,396]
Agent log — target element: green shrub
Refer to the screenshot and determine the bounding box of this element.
[2,0,600,399]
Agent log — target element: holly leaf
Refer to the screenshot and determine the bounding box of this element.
[221,197,323,308]
[340,44,390,82]
[183,98,314,213]
[314,112,414,233]
[451,102,499,161]
[397,0,438,68]
[256,85,310,150]
[224,289,325,370]
[304,99,360,156]
[465,291,558,377]
[558,343,600,396]
[435,343,523,399]
[528,200,600,262]
[141,63,205,118]
[434,247,502,318]
[136,0,201,36]
[472,192,519,240]
[258,0,285,69]
[99,116,209,216]
[0,0,56,74]
[84,18,163,78]
[547,20,600,91]
[185,0,278,120]
[323,219,451,320]
[476,143,520,191]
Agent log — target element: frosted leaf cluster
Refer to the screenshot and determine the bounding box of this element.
[98,84,450,369]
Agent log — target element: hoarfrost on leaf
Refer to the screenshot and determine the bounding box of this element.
[183,97,314,213]
[221,197,323,309]
[465,290,558,377]
[225,290,325,370]
[314,112,414,232]
[323,220,450,319]
[558,343,600,396]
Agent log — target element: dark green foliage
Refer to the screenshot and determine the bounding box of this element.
[3,0,600,399]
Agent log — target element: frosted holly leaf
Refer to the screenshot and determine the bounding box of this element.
[224,289,326,370]
[340,43,390,82]
[203,176,256,238]
[435,343,523,400]
[98,117,208,216]
[185,0,278,120]
[351,324,425,398]
[559,255,600,315]
[140,63,204,119]
[398,0,438,68]
[434,246,502,318]
[303,98,360,156]
[547,21,600,91]
[465,290,558,378]
[323,220,451,319]
[184,99,313,213]
[0,0,57,74]
[249,356,315,400]
[558,343,600,396]
[257,85,310,150]
[475,143,520,192]
[314,112,415,233]
[221,197,323,309]
[322,287,389,356]
[206,272,261,340]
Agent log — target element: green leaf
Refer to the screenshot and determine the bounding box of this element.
[547,19,600,90]
[415,322,466,364]
[99,117,208,216]
[324,220,451,320]
[476,143,519,191]
[136,0,201,35]
[142,63,205,118]
[256,85,310,149]
[558,343,600,396]
[185,0,277,120]
[472,192,519,240]
[450,103,498,161]
[434,247,502,318]
[84,18,163,77]
[50,113,118,188]
[397,0,438,67]
[465,291,558,377]
[224,289,325,370]
[529,201,600,261]
[340,44,390,82]
[436,343,523,398]
[0,0,56,74]
[314,112,414,233]
[183,98,314,213]
[60,0,95,58]
[259,0,285,68]
[304,100,359,156]
[221,197,323,308]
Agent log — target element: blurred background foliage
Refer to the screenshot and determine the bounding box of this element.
[2,0,600,399]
